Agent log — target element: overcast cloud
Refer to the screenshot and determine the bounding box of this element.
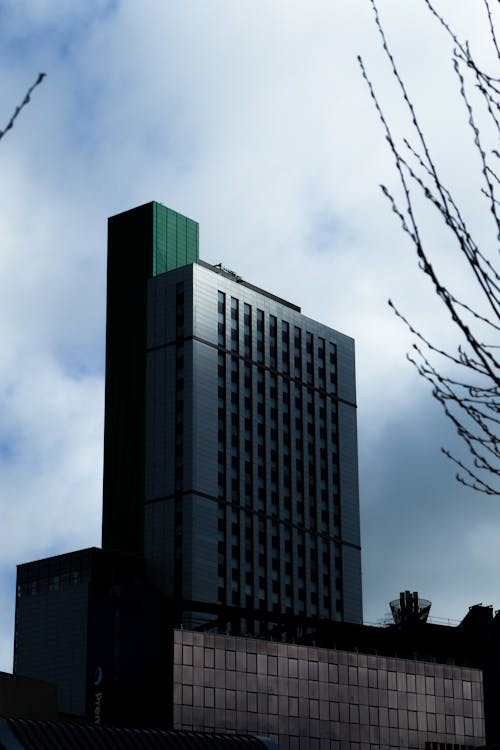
[0,0,498,671]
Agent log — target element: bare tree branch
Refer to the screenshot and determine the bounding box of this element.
[0,73,46,142]
[360,1,499,494]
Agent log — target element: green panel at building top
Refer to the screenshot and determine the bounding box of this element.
[152,202,199,276]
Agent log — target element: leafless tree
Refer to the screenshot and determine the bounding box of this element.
[0,73,45,143]
[359,0,499,495]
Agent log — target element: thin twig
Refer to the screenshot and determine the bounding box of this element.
[0,73,46,142]
[362,1,500,494]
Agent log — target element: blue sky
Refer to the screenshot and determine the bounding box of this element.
[0,0,498,670]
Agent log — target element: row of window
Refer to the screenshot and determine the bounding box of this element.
[218,292,337,391]
[17,571,82,597]
[216,291,342,624]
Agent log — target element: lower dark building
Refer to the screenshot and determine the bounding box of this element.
[308,599,500,747]
[14,548,170,724]
[170,628,484,749]
[13,556,498,748]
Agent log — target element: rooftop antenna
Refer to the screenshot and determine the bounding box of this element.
[390,591,431,626]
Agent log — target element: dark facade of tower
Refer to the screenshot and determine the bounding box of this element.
[102,201,199,557]
[102,202,362,633]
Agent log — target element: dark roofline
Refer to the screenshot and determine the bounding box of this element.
[1,718,278,750]
[197,259,301,313]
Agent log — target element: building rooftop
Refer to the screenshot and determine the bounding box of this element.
[198,259,301,313]
[0,719,278,750]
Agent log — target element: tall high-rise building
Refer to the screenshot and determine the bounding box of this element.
[14,200,362,721]
[102,201,362,634]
